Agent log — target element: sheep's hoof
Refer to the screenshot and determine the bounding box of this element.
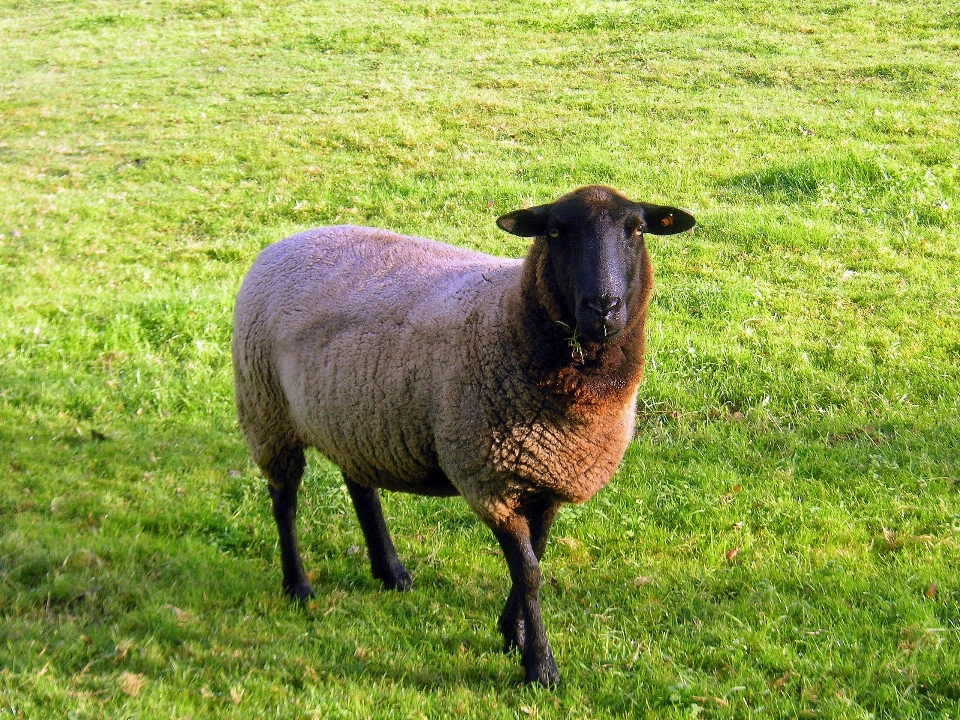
[284,582,315,602]
[376,565,413,591]
[523,653,559,687]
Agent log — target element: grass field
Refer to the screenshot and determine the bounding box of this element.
[2,0,959,717]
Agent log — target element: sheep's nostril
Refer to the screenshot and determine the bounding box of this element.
[585,296,623,318]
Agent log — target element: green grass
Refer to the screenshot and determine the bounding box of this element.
[2,0,959,717]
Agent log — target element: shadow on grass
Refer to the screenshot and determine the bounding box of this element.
[1,506,520,693]
[720,153,891,202]
[4,401,960,711]
[717,154,952,228]
[0,412,521,695]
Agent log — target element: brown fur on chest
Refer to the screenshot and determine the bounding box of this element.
[487,400,634,504]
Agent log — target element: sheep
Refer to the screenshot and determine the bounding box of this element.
[231,185,696,686]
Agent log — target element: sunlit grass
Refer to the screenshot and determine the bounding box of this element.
[2,0,959,717]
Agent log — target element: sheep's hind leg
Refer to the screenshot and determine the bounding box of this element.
[266,447,314,601]
[499,498,559,655]
[344,477,412,591]
[492,508,560,687]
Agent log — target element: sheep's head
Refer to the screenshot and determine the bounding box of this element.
[497,185,696,345]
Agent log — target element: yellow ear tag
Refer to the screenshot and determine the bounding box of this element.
[661,215,674,227]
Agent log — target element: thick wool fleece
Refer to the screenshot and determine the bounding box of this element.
[232,225,645,526]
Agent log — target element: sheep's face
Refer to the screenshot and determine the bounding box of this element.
[497,185,696,345]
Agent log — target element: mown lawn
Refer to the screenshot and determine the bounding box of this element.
[1,1,959,717]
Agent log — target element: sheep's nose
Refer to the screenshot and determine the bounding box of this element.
[584,295,623,318]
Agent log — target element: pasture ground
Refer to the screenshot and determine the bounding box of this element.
[1,1,959,717]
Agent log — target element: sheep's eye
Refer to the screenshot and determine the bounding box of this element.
[548,228,559,238]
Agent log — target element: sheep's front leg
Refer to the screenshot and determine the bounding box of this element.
[345,478,412,591]
[266,447,314,601]
[492,510,560,686]
[499,498,559,654]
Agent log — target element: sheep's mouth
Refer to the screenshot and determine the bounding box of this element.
[580,317,625,345]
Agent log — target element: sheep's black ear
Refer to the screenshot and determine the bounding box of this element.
[639,204,696,235]
[496,203,553,237]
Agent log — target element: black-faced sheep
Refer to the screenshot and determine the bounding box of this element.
[232,185,696,685]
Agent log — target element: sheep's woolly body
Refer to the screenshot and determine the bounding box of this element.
[232,225,642,525]
[235,186,697,686]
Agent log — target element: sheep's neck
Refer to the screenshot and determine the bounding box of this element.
[510,238,650,408]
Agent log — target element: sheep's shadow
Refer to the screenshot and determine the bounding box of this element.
[292,578,520,689]
[2,509,522,692]
[0,412,521,693]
